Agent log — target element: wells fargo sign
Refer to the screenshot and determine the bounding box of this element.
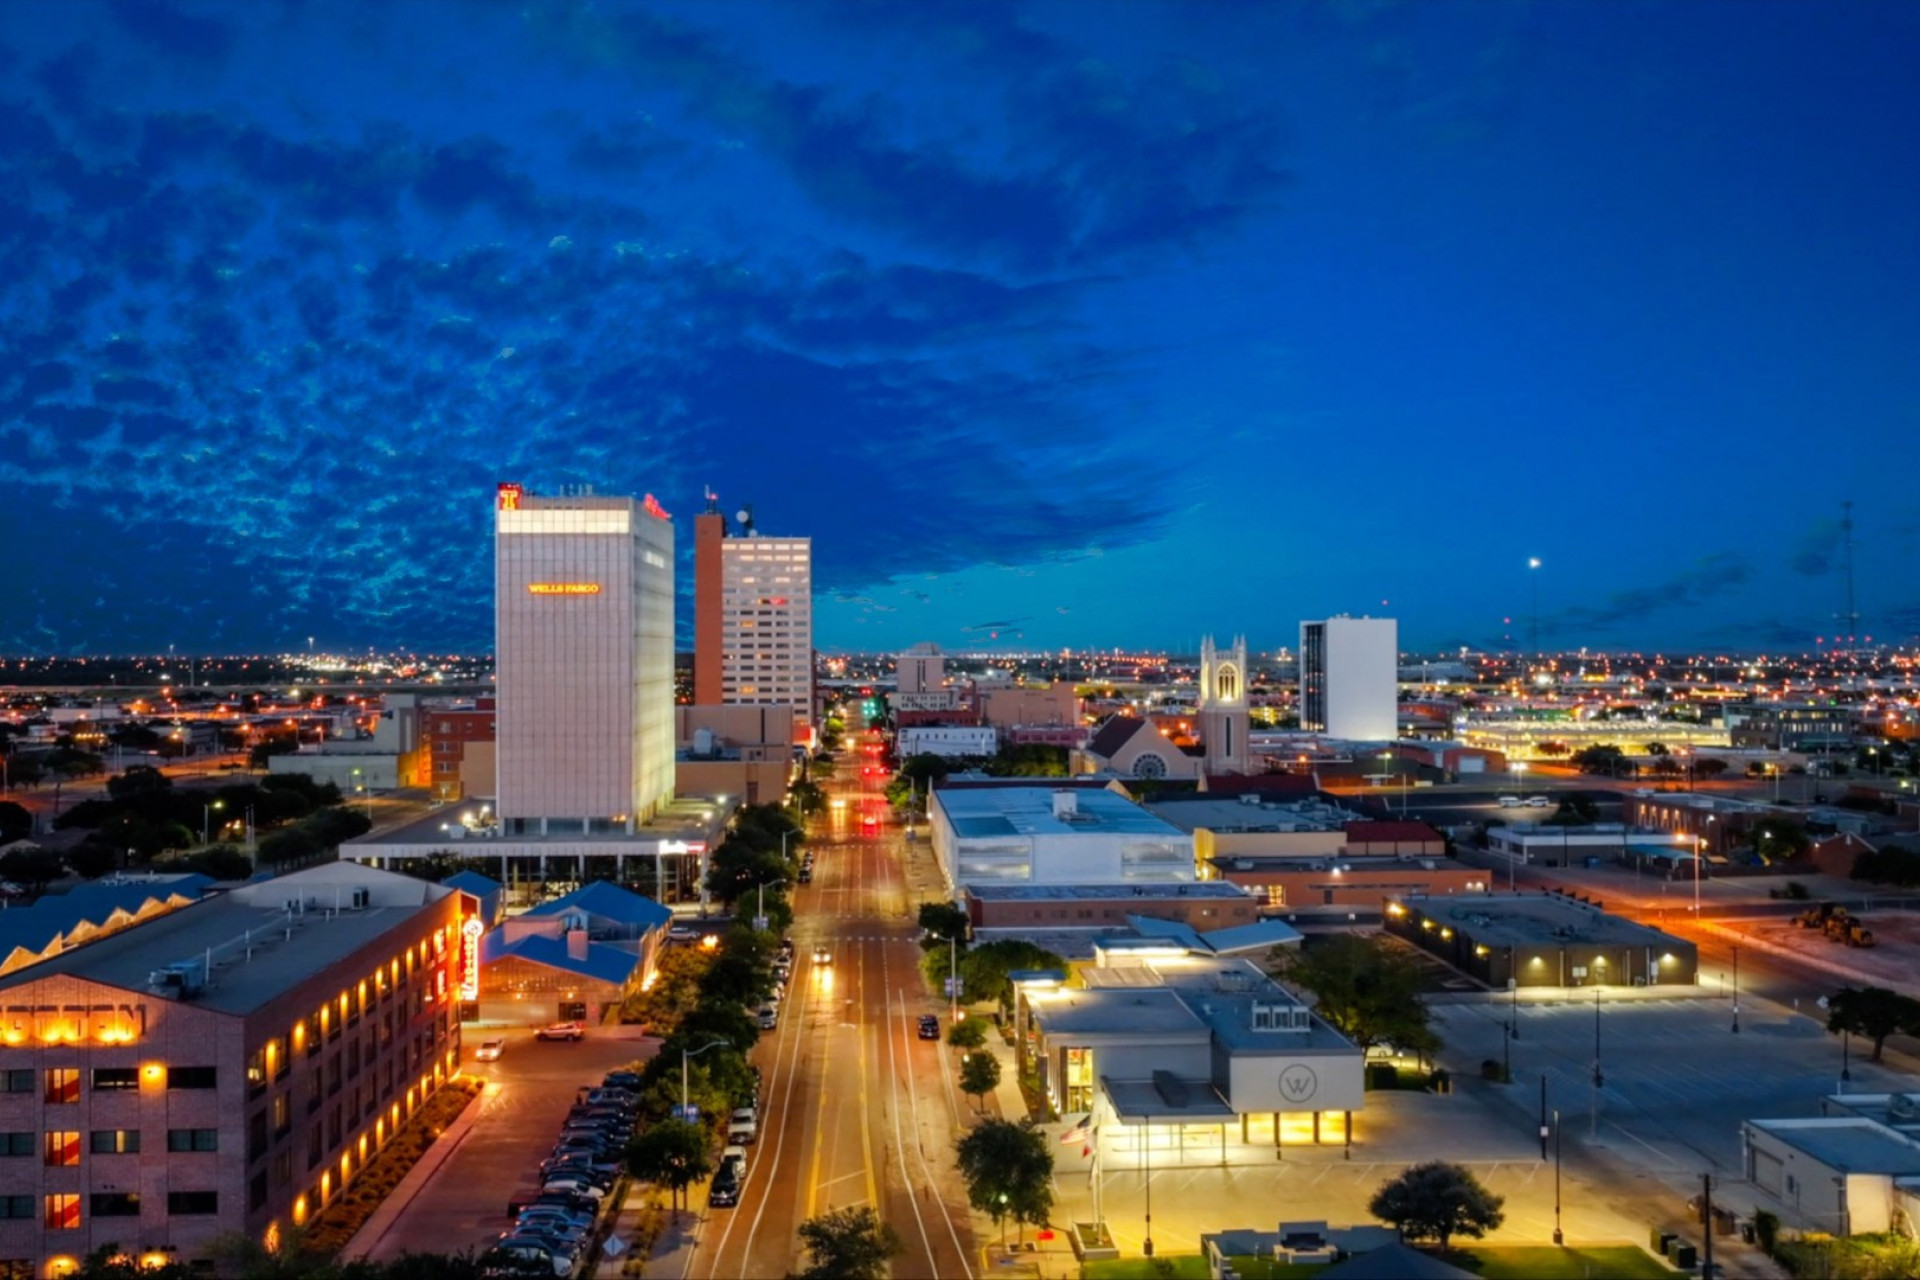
[527,583,602,596]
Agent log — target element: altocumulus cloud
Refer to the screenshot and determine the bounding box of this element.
[0,0,1279,651]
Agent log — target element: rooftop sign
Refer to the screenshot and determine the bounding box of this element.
[527,583,602,596]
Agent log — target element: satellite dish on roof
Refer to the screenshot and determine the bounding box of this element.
[735,509,750,525]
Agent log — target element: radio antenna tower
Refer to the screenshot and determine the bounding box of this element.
[1840,500,1859,645]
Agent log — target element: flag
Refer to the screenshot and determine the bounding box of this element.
[1060,1115,1090,1144]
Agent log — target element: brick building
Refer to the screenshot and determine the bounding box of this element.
[0,864,467,1275]
[419,699,496,802]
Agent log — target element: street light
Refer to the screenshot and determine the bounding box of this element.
[1731,944,1741,1034]
[1552,1107,1564,1246]
[202,800,224,846]
[680,1039,730,1121]
[1527,557,1542,657]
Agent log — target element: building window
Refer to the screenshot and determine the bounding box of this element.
[167,1129,219,1153]
[91,1067,139,1092]
[273,1093,292,1137]
[42,1132,80,1167]
[0,1197,32,1219]
[0,1262,34,1280]
[44,1193,81,1230]
[0,1133,30,1157]
[168,1066,217,1090]
[44,1069,80,1105]
[1,1071,31,1094]
[90,1192,141,1218]
[167,1190,219,1216]
[249,1171,269,1212]
[90,1130,140,1155]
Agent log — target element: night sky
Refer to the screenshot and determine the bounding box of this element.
[2,1,1916,657]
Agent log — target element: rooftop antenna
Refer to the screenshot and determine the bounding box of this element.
[1840,500,1859,646]
[704,487,719,515]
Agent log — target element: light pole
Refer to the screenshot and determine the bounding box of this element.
[1528,557,1542,656]
[202,800,224,846]
[949,935,959,1024]
[1142,1118,1153,1259]
[754,877,782,934]
[1590,987,1604,1139]
[1552,1107,1564,1246]
[680,1039,729,1121]
[1731,945,1741,1034]
[1538,1074,1550,1161]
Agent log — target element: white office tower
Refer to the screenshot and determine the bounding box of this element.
[1299,616,1399,741]
[720,526,814,732]
[494,484,675,833]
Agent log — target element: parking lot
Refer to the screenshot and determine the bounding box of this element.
[1431,992,1914,1179]
[349,1025,658,1265]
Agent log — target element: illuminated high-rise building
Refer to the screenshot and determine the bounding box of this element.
[493,484,675,832]
[693,499,813,743]
[1299,616,1399,741]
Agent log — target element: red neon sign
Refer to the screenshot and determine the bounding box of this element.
[642,493,671,520]
[458,917,483,1001]
[497,483,523,512]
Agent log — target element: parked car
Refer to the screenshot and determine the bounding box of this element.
[1525,795,1552,808]
[727,1108,758,1145]
[603,1069,643,1091]
[917,1014,941,1041]
[756,1006,779,1030]
[708,1145,749,1207]
[484,1237,573,1277]
[536,1021,585,1042]
[474,1038,506,1062]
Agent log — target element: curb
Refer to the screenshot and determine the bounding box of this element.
[339,1081,488,1261]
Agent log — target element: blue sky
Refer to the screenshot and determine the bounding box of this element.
[1,0,1916,656]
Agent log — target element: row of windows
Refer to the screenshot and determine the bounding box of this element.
[1,1128,217,1160]
[0,1190,217,1226]
[2,1066,215,1100]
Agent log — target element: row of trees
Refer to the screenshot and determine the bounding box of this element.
[1272,934,1441,1061]
[64,1239,516,1278]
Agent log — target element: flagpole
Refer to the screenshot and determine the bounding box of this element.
[1091,1124,1101,1225]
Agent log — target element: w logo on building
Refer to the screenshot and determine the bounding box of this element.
[1279,1064,1319,1104]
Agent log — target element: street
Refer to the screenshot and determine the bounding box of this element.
[689,768,978,1280]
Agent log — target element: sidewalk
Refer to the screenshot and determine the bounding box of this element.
[603,1180,708,1279]
[339,1081,489,1261]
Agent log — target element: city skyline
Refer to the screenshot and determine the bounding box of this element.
[2,1,1917,656]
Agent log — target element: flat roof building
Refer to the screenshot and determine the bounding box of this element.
[1385,892,1698,988]
[1300,617,1398,742]
[693,503,813,742]
[0,863,466,1272]
[1015,953,1364,1169]
[928,785,1190,892]
[494,484,675,832]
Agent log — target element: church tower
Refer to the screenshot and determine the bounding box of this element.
[1198,635,1250,776]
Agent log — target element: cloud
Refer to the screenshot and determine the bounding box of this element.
[1789,519,1844,576]
[105,0,235,64]
[1549,552,1753,636]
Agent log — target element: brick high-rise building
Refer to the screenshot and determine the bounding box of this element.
[692,499,812,744]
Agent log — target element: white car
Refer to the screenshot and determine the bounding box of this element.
[474,1038,506,1062]
[1525,795,1552,808]
[728,1108,758,1145]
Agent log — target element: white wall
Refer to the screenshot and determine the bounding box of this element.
[1322,618,1398,742]
[1227,1051,1366,1113]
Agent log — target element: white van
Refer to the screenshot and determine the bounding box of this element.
[1496,795,1523,808]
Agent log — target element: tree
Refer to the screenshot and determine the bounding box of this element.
[625,1119,712,1218]
[956,1120,1054,1245]
[1542,795,1597,827]
[0,846,64,894]
[960,939,1067,1011]
[107,765,172,802]
[796,1205,902,1280]
[704,836,788,907]
[948,1018,990,1050]
[1274,935,1439,1059]
[1753,820,1809,864]
[1571,744,1631,778]
[0,800,30,845]
[2,755,45,789]
[1824,986,1920,1062]
[917,900,970,947]
[1368,1160,1505,1249]
[789,779,827,815]
[959,1050,1002,1113]
[1694,758,1729,779]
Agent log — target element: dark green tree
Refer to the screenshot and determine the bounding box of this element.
[1570,744,1631,777]
[0,846,64,893]
[1824,986,1920,1062]
[955,1119,1054,1246]
[626,1119,713,1218]
[0,800,30,845]
[947,1018,990,1050]
[796,1205,902,1280]
[959,1049,1002,1114]
[1368,1160,1505,1249]
[917,900,971,947]
[107,765,172,802]
[1274,935,1440,1058]
[960,939,1068,1010]
[1753,820,1810,864]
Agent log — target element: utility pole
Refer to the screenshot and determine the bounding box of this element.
[1701,1173,1715,1280]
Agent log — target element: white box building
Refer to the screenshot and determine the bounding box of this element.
[928,786,1191,891]
[1299,616,1399,742]
[494,485,675,833]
